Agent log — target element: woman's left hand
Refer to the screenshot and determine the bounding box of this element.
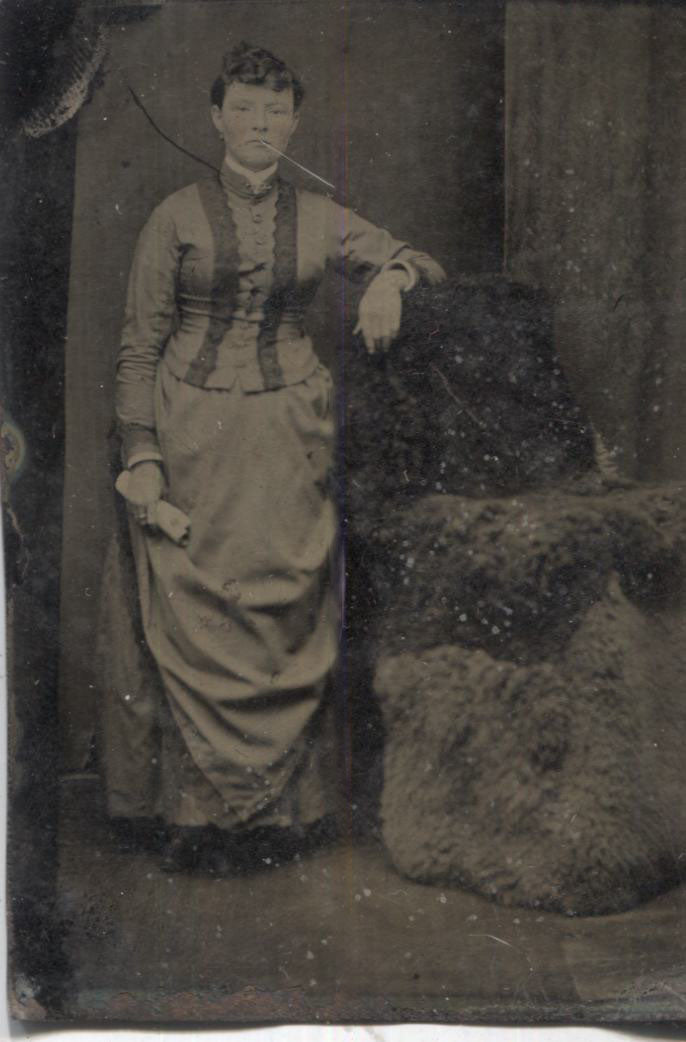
[354,270,408,353]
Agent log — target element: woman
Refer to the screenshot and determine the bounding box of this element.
[105,42,445,871]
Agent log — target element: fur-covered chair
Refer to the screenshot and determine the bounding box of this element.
[344,277,686,915]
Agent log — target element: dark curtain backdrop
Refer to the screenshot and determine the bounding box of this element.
[60,0,505,767]
[506,0,686,480]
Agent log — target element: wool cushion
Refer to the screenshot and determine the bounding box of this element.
[373,485,686,915]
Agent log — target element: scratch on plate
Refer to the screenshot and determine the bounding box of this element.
[469,933,515,948]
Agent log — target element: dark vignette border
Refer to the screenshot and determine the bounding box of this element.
[2,126,76,1016]
[1,113,77,1022]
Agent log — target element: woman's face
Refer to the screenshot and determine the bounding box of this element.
[211,81,299,171]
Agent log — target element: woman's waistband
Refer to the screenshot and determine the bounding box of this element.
[162,332,320,391]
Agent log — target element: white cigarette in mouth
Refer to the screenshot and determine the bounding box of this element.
[258,139,336,190]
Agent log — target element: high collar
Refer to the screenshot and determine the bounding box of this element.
[220,156,279,200]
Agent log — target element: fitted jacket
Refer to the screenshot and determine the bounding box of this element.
[116,163,446,464]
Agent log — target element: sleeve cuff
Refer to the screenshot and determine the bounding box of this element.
[379,259,417,292]
[120,425,161,467]
[127,450,164,470]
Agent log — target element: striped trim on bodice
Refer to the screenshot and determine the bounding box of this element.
[185,175,303,390]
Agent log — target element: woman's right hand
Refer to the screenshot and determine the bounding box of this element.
[126,460,165,507]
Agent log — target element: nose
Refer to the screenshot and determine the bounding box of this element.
[251,108,268,132]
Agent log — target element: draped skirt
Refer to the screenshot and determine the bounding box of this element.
[99,359,341,830]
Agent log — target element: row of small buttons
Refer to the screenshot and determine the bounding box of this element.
[252,206,267,245]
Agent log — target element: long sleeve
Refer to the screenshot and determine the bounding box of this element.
[327,201,446,288]
[384,244,447,289]
[115,202,181,465]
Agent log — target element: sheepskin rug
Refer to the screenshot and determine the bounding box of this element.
[373,488,686,916]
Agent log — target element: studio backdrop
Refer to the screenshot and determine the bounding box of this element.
[506,0,686,480]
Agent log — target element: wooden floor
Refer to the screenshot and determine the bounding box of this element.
[57,778,686,1024]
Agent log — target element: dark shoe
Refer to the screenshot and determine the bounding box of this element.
[160,826,208,873]
[302,813,339,855]
[109,815,168,855]
[214,815,340,875]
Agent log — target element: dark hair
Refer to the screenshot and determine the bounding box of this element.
[211,42,304,111]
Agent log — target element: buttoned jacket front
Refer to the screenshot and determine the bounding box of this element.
[116,163,445,462]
